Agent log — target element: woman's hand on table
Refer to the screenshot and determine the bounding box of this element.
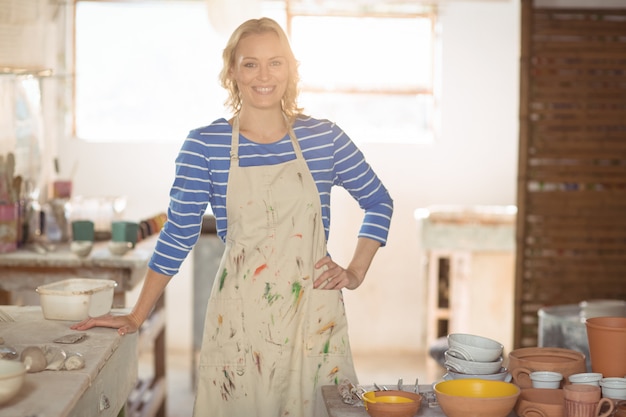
[70,313,141,336]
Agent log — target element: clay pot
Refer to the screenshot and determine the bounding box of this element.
[585,317,626,377]
[508,347,586,389]
[515,388,564,417]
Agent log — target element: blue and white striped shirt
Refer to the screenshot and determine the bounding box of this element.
[149,115,394,276]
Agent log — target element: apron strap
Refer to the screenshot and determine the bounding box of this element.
[230,116,303,163]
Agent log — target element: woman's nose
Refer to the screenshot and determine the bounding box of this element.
[258,65,270,80]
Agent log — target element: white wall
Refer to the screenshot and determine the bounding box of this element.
[9,0,522,356]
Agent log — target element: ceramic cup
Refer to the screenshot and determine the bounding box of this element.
[111,221,139,247]
[569,373,603,387]
[564,384,614,417]
[599,377,626,400]
[531,371,564,389]
[72,220,95,242]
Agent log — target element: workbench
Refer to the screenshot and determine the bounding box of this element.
[0,238,166,417]
[0,306,137,417]
[322,384,518,417]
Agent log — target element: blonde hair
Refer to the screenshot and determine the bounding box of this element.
[219,17,302,119]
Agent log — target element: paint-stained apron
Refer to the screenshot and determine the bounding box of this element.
[193,118,358,417]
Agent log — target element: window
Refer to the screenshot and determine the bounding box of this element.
[73,1,438,144]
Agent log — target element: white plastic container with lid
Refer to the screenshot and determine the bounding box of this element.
[36,278,117,321]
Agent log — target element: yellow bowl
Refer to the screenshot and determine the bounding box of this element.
[362,390,422,417]
[363,391,415,404]
[434,379,520,417]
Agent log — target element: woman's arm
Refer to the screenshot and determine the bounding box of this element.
[70,268,172,335]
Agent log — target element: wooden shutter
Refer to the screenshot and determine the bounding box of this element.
[515,0,626,348]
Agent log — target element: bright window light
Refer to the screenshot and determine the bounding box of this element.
[74,1,437,144]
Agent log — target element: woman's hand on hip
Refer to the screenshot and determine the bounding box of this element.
[313,256,363,290]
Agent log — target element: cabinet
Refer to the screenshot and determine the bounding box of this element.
[417,206,516,357]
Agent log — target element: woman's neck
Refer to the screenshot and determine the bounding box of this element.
[237,108,288,144]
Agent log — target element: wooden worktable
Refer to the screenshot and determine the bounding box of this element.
[0,238,166,417]
[0,306,137,417]
[322,384,518,417]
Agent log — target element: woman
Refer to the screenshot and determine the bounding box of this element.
[72,17,393,417]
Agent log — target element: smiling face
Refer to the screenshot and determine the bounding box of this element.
[230,31,289,113]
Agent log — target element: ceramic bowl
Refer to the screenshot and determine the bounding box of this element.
[0,359,26,405]
[443,367,512,382]
[70,240,93,257]
[434,379,520,417]
[599,377,626,400]
[447,333,504,362]
[108,241,133,256]
[444,350,503,375]
[362,390,422,417]
[568,372,603,386]
[530,371,563,389]
[515,388,564,417]
[508,347,586,389]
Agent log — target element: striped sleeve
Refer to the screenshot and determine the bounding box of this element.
[329,123,393,246]
[148,120,231,276]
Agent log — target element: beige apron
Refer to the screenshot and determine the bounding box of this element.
[193,118,358,417]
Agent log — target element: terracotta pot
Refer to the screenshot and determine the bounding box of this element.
[508,347,586,389]
[515,388,564,417]
[585,317,626,377]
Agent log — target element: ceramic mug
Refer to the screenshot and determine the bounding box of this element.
[111,221,139,247]
[72,220,95,242]
[564,385,614,417]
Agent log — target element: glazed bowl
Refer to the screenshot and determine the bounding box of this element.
[447,333,504,362]
[568,372,603,386]
[530,371,563,389]
[362,390,422,417]
[108,241,133,256]
[444,350,503,375]
[508,347,586,389]
[434,379,520,417]
[0,359,26,405]
[443,367,512,382]
[70,240,93,257]
[599,377,626,400]
[515,388,564,417]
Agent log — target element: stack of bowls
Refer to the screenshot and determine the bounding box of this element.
[443,333,509,382]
